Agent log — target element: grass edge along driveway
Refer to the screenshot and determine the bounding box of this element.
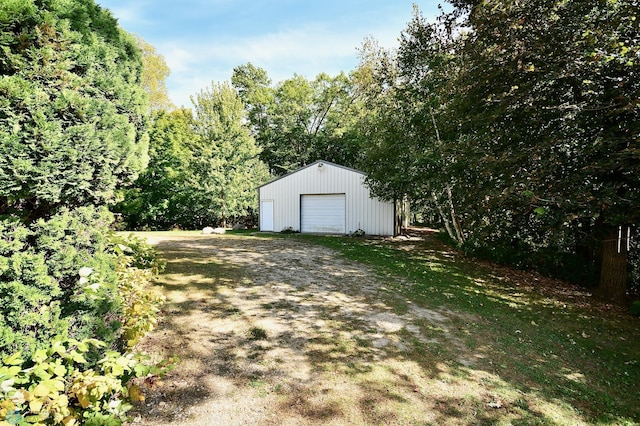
[133,230,640,425]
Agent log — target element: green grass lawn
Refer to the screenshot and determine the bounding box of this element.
[276,231,640,425]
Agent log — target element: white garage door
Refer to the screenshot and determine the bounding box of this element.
[301,194,346,234]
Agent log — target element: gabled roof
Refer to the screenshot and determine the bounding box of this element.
[258,160,365,189]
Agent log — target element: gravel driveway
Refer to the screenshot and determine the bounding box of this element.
[131,234,473,425]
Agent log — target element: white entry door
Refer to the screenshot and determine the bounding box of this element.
[261,200,274,231]
[301,194,346,234]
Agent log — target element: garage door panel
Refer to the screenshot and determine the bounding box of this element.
[301,194,345,234]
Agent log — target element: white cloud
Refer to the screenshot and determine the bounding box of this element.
[98,0,445,108]
[102,2,153,28]
[159,21,407,107]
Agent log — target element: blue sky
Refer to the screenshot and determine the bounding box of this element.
[96,1,446,108]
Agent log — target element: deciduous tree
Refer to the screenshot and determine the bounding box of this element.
[135,34,174,111]
[358,1,638,299]
[190,82,269,227]
[232,64,365,174]
[451,0,639,300]
[114,108,194,229]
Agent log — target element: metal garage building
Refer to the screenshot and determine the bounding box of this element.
[258,160,397,236]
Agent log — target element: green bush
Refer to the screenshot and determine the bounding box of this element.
[0,207,123,359]
[0,218,67,358]
[105,234,165,348]
[0,338,173,425]
[116,260,164,349]
[37,208,123,347]
[0,233,171,424]
[0,2,171,422]
[110,234,165,275]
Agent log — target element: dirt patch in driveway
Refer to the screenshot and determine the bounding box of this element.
[129,234,497,425]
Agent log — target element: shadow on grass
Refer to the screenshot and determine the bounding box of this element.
[301,233,640,424]
[133,233,640,425]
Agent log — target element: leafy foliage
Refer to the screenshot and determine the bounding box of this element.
[1,209,166,357]
[0,229,169,424]
[189,81,270,227]
[113,109,194,230]
[135,35,174,112]
[0,2,172,424]
[449,0,639,298]
[115,94,271,230]
[112,234,165,276]
[0,207,121,358]
[0,338,173,425]
[356,1,639,299]
[232,64,366,174]
[112,235,165,348]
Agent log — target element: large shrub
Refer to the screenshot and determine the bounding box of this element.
[0,218,66,356]
[0,0,151,356]
[0,2,169,423]
[0,0,148,219]
[0,207,121,358]
[0,233,170,425]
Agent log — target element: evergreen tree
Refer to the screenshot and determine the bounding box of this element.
[0,0,149,355]
[0,0,149,221]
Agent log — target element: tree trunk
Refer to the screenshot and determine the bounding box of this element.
[432,191,456,242]
[427,107,462,245]
[445,184,465,245]
[599,226,629,302]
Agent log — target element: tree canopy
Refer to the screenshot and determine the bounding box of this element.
[114,83,270,230]
[0,0,149,222]
[190,81,270,227]
[135,34,174,111]
[356,0,639,300]
[232,64,365,175]
[114,108,194,229]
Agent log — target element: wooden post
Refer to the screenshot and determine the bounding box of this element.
[599,226,629,302]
